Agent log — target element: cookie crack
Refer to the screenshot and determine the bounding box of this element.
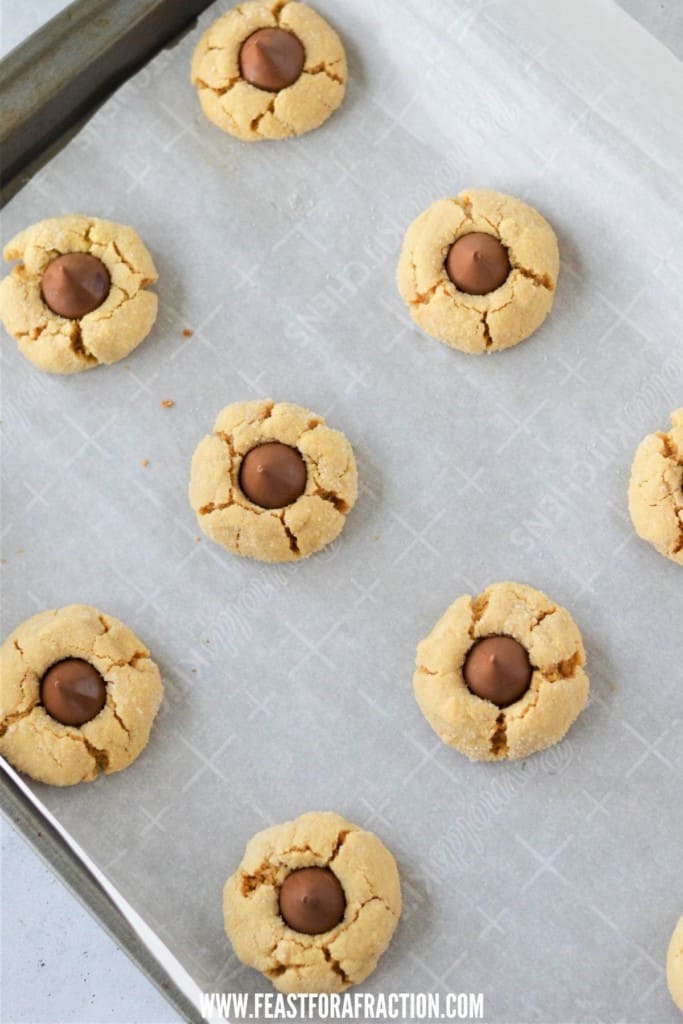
[258,105,297,137]
[480,310,493,348]
[673,522,683,554]
[303,64,344,85]
[529,606,557,630]
[240,862,281,896]
[81,736,109,772]
[663,432,683,463]
[347,886,396,922]
[321,947,350,985]
[83,290,130,322]
[489,291,516,316]
[111,240,137,277]
[453,196,474,222]
[68,321,98,364]
[490,712,508,757]
[452,196,501,234]
[407,256,506,325]
[3,661,39,729]
[409,280,442,306]
[100,650,148,671]
[240,839,328,898]
[107,695,131,741]
[508,685,541,722]
[265,963,293,979]
[645,483,681,504]
[303,416,324,433]
[271,0,289,23]
[480,212,501,233]
[512,264,554,291]
[197,75,240,97]
[216,431,236,457]
[22,718,106,775]
[250,98,277,134]
[314,487,349,513]
[280,842,318,857]
[19,321,48,342]
[469,592,490,637]
[198,499,233,515]
[292,422,324,450]
[542,651,583,682]
[279,515,300,555]
[0,703,39,736]
[328,829,351,863]
[407,253,420,296]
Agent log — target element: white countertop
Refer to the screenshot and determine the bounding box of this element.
[1,2,682,1022]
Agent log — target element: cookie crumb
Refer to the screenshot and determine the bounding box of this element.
[182,328,193,338]
[141,458,149,467]
[160,399,175,409]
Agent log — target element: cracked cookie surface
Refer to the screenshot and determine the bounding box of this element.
[413,581,589,761]
[191,0,347,141]
[397,189,559,354]
[0,605,163,786]
[628,408,683,566]
[0,215,158,374]
[189,399,357,562]
[668,915,683,1012]
[223,811,401,993]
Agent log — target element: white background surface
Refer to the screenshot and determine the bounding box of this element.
[1,2,682,1024]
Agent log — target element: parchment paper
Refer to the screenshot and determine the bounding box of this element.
[1,1,682,1020]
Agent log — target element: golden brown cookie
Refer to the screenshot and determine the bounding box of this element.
[413,582,589,761]
[397,189,559,354]
[628,408,683,565]
[668,916,683,1012]
[189,399,357,563]
[191,1,347,141]
[0,605,163,786]
[223,811,401,993]
[0,215,158,374]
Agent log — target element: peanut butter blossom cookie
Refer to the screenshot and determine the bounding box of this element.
[0,605,163,785]
[189,399,357,562]
[0,215,158,374]
[413,582,589,761]
[397,189,559,354]
[223,811,401,992]
[628,408,683,565]
[668,916,683,1012]
[191,0,347,141]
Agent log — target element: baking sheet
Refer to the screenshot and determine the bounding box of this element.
[1,0,682,1020]
[1,760,221,1023]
